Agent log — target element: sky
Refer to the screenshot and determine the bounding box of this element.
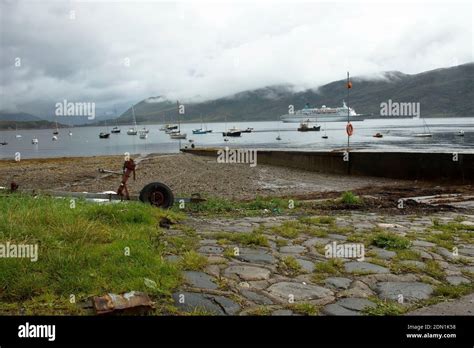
[0,0,472,117]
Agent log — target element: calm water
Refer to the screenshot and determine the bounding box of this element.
[0,118,473,159]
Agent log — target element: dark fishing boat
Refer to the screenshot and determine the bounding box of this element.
[297,122,321,132]
[222,130,241,137]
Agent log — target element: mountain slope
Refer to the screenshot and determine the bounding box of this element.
[117,63,474,123]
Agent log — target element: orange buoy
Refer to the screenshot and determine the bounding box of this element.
[347,81,352,89]
[346,122,354,136]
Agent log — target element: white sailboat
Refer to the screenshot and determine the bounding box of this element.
[53,116,59,135]
[414,117,432,137]
[15,124,22,138]
[169,100,187,139]
[276,115,282,140]
[127,105,138,135]
[322,123,328,139]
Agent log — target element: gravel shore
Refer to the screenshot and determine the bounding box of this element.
[0,152,415,200]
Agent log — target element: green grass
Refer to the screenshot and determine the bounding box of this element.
[362,298,408,316]
[313,259,344,275]
[395,249,422,261]
[433,283,473,299]
[339,191,362,205]
[371,233,411,250]
[177,196,299,216]
[270,221,305,239]
[289,302,319,315]
[0,194,183,314]
[178,250,208,271]
[279,256,303,276]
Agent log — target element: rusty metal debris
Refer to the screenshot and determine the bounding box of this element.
[93,291,154,315]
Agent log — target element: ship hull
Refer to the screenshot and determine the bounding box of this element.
[281,114,366,122]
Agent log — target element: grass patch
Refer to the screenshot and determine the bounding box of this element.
[178,196,299,216]
[270,221,304,239]
[339,191,362,205]
[371,233,410,250]
[363,298,408,316]
[424,260,445,280]
[275,238,288,247]
[178,250,208,271]
[0,195,182,314]
[433,283,473,299]
[395,250,422,261]
[313,259,344,275]
[289,303,319,315]
[279,256,303,276]
[247,306,273,316]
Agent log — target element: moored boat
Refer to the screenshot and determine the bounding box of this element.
[297,122,321,132]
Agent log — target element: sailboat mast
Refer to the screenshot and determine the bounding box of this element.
[347,72,350,149]
[131,105,137,128]
[176,100,181,133]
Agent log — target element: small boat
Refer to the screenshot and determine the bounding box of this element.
[414,118,432,137]
[32,138,38,145]
[241,127,254,133]
[456,130,465,137]
[222,130,241,137]
[276,135,282,141]
[15,124,22,138]
[99,119,111,139]
[139,130,148,139]
[127,105,138,135]
[53,117,59,135]
[297,122,321,132]
[161,124,178,131]
[68,131,72,136]
[192,128,208,134]
[373,133,383,138]
[321,123,328,139]
[111,108,121,133]
[52,135,58,141]
[0,141,7,145]
[170,132,187,139]
[169,100,187,139]
[127,128,138,135]
[141,127,149,134]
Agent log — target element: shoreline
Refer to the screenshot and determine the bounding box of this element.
[1,153,473,207]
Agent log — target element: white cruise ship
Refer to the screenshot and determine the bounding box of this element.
[281,101,365,122]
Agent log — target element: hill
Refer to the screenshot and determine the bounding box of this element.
[116,63,474,123]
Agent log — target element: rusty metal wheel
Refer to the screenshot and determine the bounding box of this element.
[139,182,174,208]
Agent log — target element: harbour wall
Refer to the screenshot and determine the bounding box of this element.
[181,148,474,183]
